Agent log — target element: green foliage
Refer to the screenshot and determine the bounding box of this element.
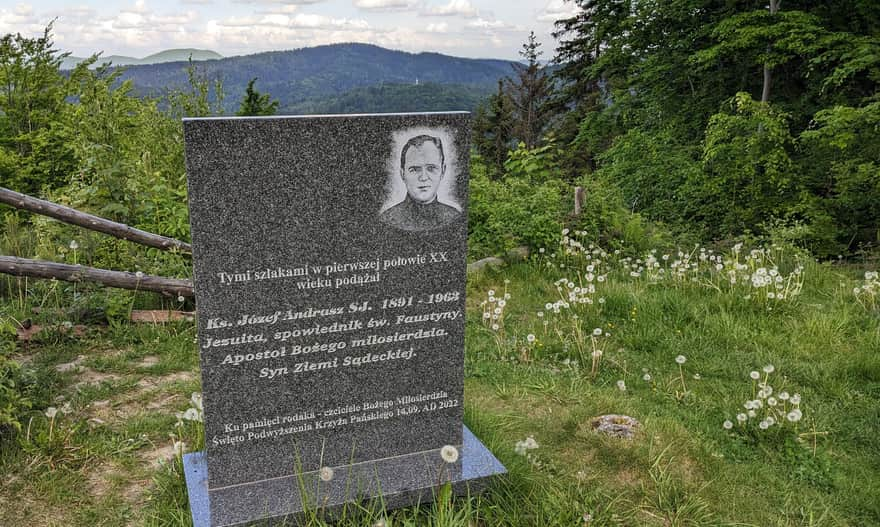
[236,78,278,116]
[468,147,565,258]
[0,319,29,441]
[594,128,701,224]
[552,0,880,255]
[697,92,797,236]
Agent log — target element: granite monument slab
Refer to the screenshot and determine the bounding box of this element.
[181,112,505,526]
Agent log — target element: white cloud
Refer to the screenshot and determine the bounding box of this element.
[422,0,478,17]
[353,0,415,10]
[425,22,448,33]
[537,0,579,22]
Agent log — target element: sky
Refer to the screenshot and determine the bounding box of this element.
[0,1,581,61]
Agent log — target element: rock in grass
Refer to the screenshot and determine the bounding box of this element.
[467,257,505,273]
[590,414,640,439]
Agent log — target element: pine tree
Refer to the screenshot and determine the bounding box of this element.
[236,78,279,116]
[473,79,514,178]
[504,31,555,149]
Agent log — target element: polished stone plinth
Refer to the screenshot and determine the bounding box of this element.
[184,425,505,527]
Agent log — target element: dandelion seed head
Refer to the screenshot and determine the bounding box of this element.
[723,420,733,430]
[319,466,334,481]
[440,445,459,463]
[675,355,687,364]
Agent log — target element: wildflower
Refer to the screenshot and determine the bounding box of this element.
[488,289,495,296]
[539,248,545,253]
[767,397,778,407]
[60,402,73,415]
[69,240,79,250]
[319,466,334,481]
[592,328,602,336]
[135,271,144,278]
[787,409,802,422]
[191,393,203,411]
[483,312,490,319]
[736,413,747,423]
[675,355,686,364]
[177,295,185,302]
[790,393,801,405]
[763,364,775,374]
[491,324,499,331]
[642,373,652,382]
[759,420,770,430]
[497,299,506,308]
[766,416,776,426]
[545,303,553,311]
[692,373,701,380]
[527,334,536,343]
[373,519,387,527]
[779,391,789,401]
[616,380,626,391]
[747,410,757,418]
[750,371,760,380]
[723,420,733,430]
[45,407,58,419]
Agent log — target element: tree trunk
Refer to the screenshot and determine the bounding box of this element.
[0,187,192,254]
[0,256,194,298]
[761,0,780,103]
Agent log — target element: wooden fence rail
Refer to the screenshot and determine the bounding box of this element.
[0,187,192,254]
[0,256,193,298]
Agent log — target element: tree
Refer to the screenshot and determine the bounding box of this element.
[0,23,83,194]
[236,78,278,116]
[473,80,514,178]
[503,31,555,149]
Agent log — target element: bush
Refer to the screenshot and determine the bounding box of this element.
[0,320,29,442]
[468,157,565,259]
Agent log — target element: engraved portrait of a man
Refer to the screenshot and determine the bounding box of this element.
[379,133,461,232]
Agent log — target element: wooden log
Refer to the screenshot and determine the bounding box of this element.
[130,310,195,323]
[0,256,193,298]
[0,186,192,254]
[574,186,586,216]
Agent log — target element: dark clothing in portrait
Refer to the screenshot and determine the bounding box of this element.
[379,197,460,232]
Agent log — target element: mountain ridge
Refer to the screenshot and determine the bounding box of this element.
[112,43,517,114]
[62,48,222,70]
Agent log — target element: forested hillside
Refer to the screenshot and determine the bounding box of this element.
[114,43,514,114]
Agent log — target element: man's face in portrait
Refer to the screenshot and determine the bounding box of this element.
[401,142,445,204]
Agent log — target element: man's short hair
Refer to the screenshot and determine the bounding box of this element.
[400,135,445,170]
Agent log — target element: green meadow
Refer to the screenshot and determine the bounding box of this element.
[2,235,878,526]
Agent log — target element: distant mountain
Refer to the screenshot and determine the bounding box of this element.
[61,49,222,70]
[287,82,494,115]
[112,43,516,114]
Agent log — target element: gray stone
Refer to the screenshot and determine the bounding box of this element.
[590,414,640,440]
[183,113,504,526]
[467,257,505,273]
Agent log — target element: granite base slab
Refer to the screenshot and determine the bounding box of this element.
[184,425,505,527]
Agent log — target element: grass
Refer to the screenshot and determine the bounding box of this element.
[1,239,879,526]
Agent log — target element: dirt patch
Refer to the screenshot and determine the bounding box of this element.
[73,368,122,388]
[136,355,161,368]
[137,371,194,389]
[56,355,87,372]
[141,443,179,468]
